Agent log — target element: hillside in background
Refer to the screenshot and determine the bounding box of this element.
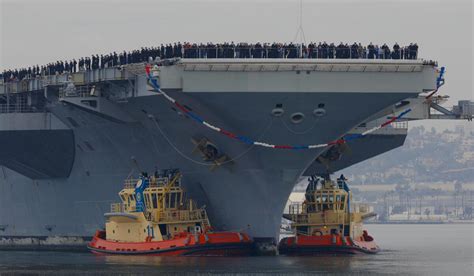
[338,125,474,185]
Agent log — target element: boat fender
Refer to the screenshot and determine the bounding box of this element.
[237,233,243,242]
[204,234,209,243]
[331,235,337,244]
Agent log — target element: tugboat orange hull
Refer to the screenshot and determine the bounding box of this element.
[279,235,379,255]
[88,231,254,256]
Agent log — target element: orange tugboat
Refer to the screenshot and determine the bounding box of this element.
[88,169,253,256]
[279,175,379,255]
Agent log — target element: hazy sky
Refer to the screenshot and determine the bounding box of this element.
[1,0,473,108]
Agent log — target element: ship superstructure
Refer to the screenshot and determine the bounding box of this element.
[0,55,442,253]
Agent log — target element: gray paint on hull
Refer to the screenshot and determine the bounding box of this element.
[0,91,416,243]
[0,130,75,179]
[303,134,407,176]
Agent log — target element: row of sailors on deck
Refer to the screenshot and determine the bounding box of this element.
[2,42,418,83]
[182,42,418,60]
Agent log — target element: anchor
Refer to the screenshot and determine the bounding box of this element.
[191,137,234,171]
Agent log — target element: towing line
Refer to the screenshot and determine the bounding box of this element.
[145,64,411,150]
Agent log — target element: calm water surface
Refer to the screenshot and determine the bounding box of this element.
[0,224,472,275]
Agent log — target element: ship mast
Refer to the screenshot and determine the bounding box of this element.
[293,0,306,57]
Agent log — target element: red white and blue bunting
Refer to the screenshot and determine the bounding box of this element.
[145,64,412,150]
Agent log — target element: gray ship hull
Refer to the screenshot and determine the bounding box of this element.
[0,91,414,243]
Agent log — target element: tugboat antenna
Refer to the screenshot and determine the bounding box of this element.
[130,156,142,174]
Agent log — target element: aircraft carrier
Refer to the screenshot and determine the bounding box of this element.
[2,52,469,253]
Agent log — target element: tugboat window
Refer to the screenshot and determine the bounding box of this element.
[329,194,334,210]
[152,194,158,209]
[165,194,171,208]
[171,193,177,208]
[145,194,151,208]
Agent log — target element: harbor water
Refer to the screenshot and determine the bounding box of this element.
[0,224,472,275]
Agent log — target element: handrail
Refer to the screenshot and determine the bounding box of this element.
[156,209,205,223]
[110,203,125,213]
[390,121,408,129]
[355,119,408,132]
[3,43,423,84]
[352,203,371,213]
[122,176,180,189]
[58,85,93,98]
[181,46,419,60]
[0,104,44,114]
[1,68,127,91]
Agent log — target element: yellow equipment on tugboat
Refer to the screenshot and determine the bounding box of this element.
[279,175,379,255]
[88,169,253,256]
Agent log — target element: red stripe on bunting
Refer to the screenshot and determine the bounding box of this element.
[328,139,345,146]
[144,63,415,151]
[174,102,188,113]
[220,129,237,138]
[275,145,292,149]
[381,117,397,128]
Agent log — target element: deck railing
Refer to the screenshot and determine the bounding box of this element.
[156,209,206,223]
[122,176,178,189]
[58,85,95,98]
[353,203,371,213]
[180,46,419,60]
[110,203,126,213]
[1,67,128,94]
[288,203,309,224]
[0,104,44,114]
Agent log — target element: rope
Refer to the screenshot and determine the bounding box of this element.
[148,114,274,166]
[145,64,412,150]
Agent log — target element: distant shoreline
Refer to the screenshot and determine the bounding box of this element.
[366,221,474,225]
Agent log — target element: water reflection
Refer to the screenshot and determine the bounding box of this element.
[99,254,378,274]
[1,225,472,274]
